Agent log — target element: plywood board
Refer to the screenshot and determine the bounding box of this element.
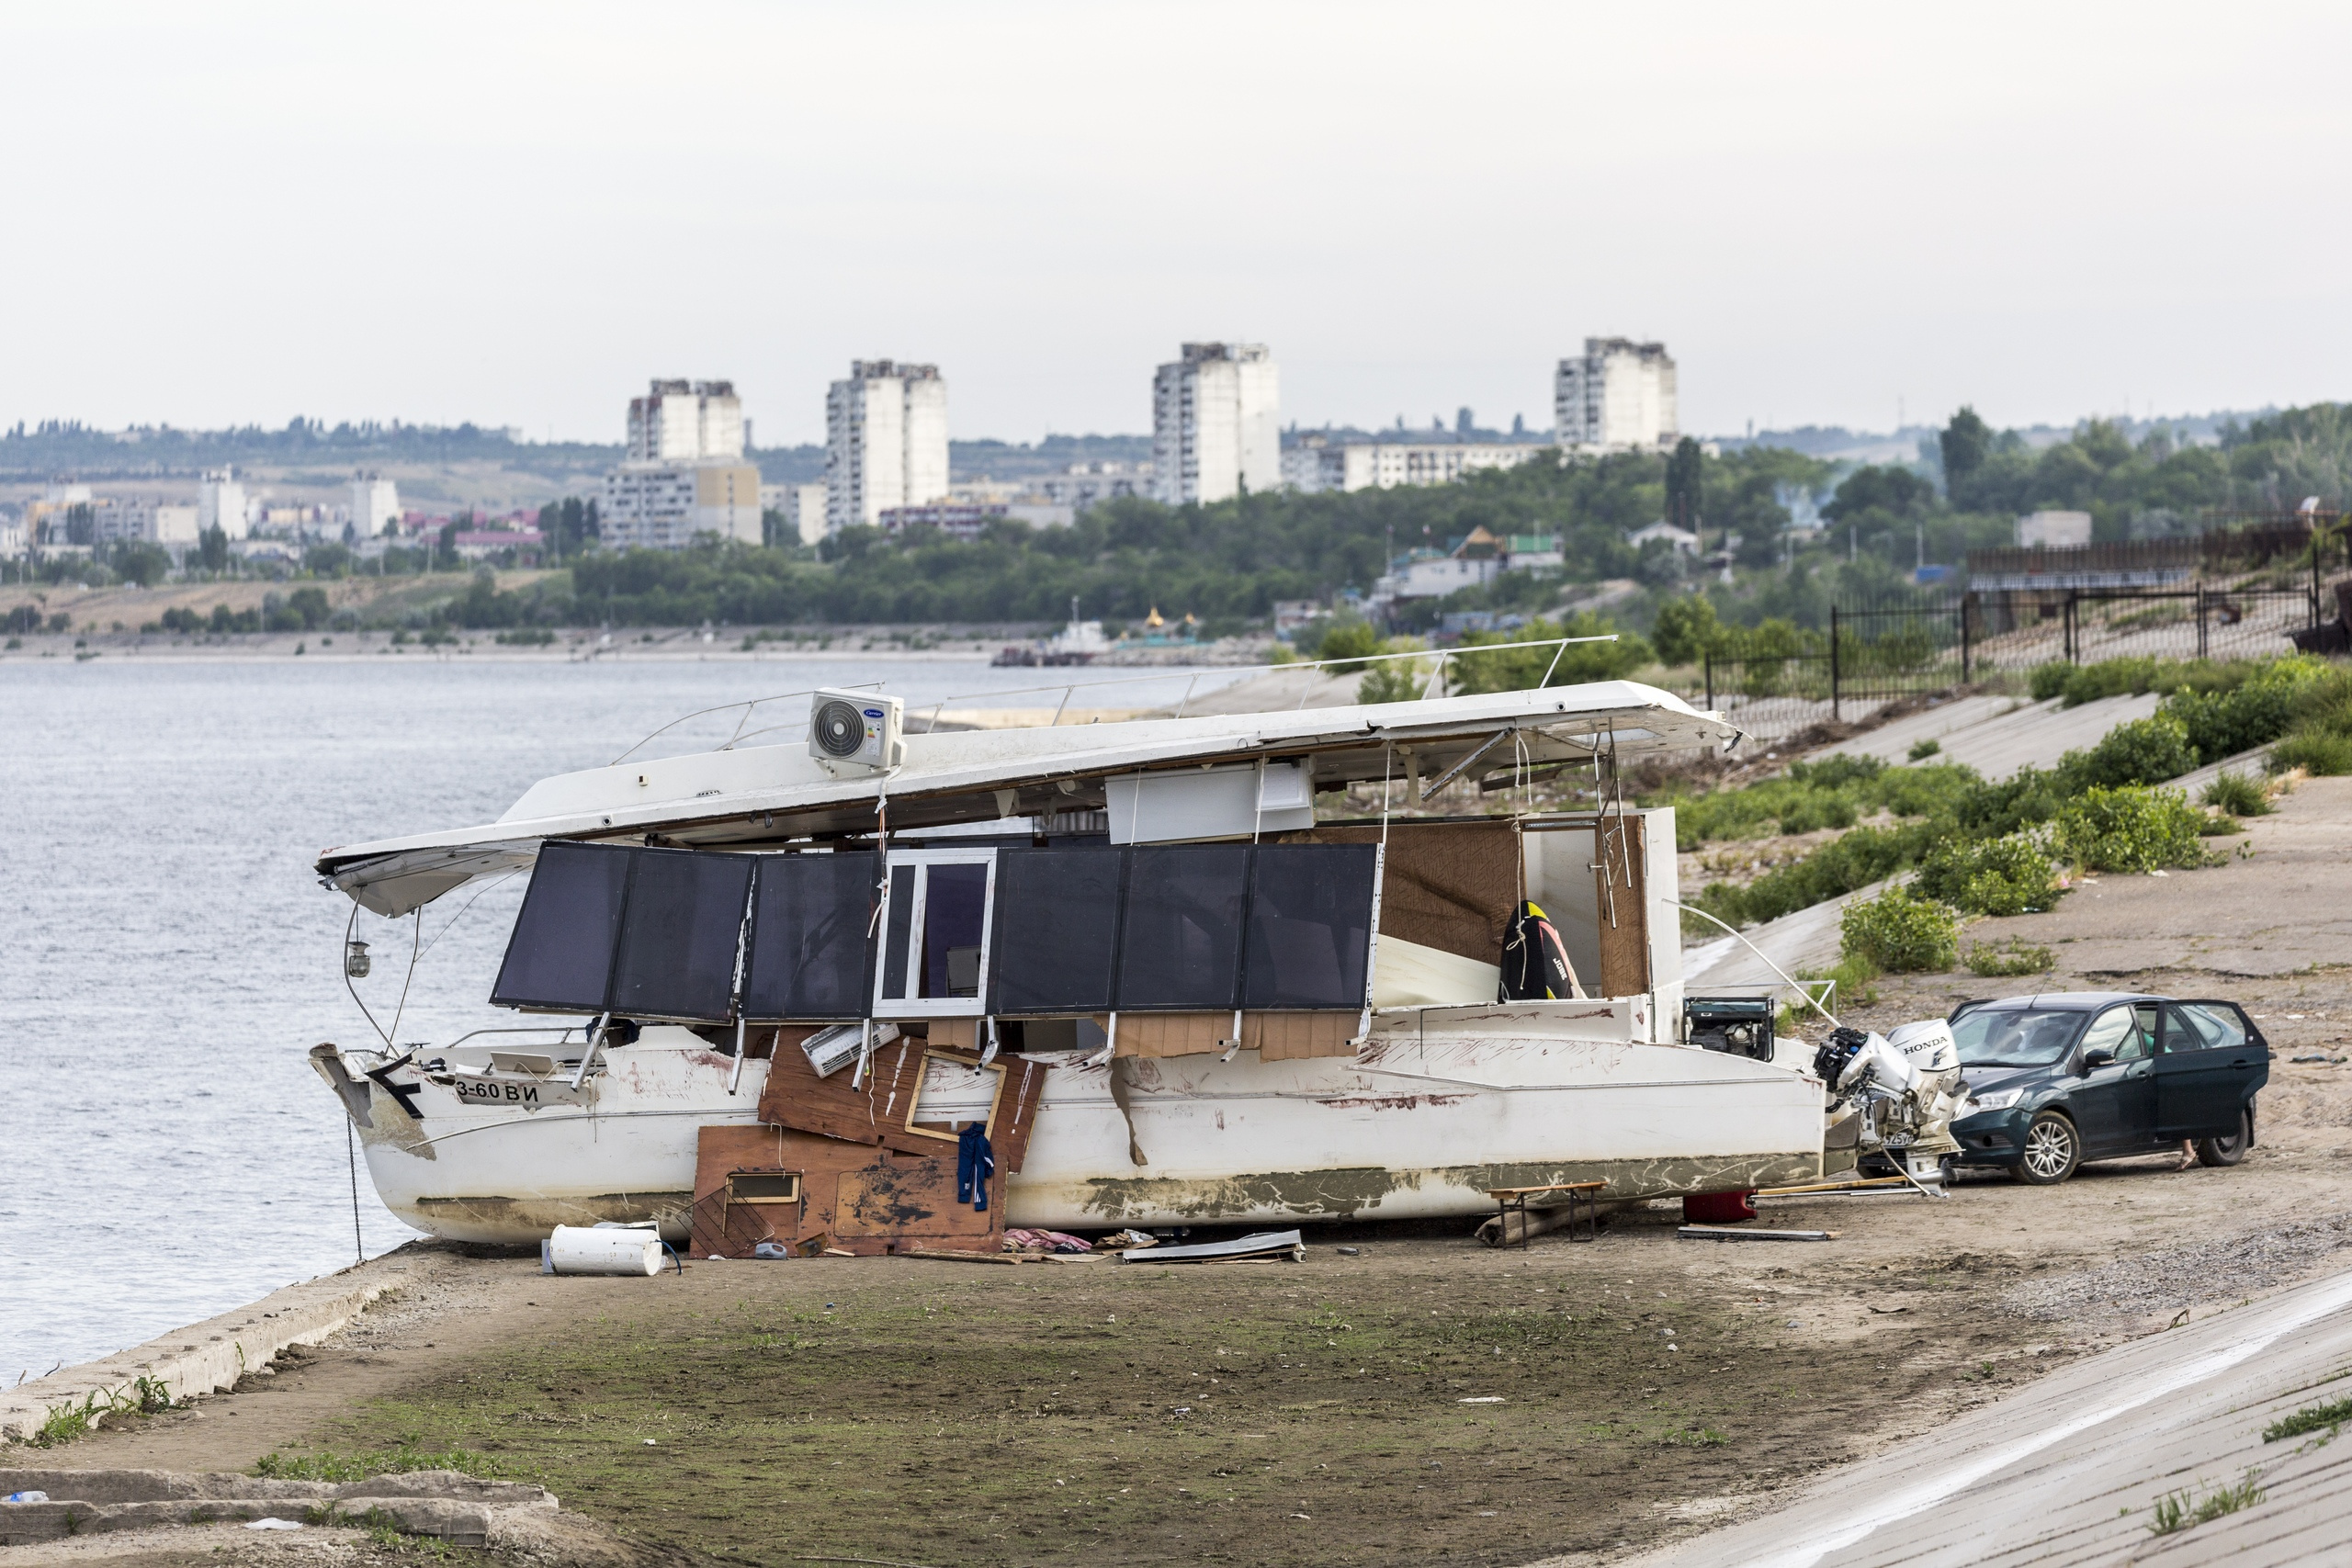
[1593,809,1651,999]
[832,1157,994,1241]
[1282,821,1519,964]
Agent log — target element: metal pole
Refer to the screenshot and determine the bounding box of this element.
[2064,593,2076,664]
[1703,650,1713,712]
[1829,604,1841,723]
[2196,590,2209,660]
[1960,595,1973,684]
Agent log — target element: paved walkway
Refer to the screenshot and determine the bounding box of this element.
[1822,691,2164,780]
[1541,1260,2352,1567]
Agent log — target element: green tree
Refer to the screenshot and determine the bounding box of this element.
[198,524,230,573]
[1665,436,1703,533]
[110,540,172,587]
[1451,612,1651,694]
[1939,406,1992,505]
[1650,592,1723,666]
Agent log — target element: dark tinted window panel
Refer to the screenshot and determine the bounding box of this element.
[1243,843,1378,1010]
[490,840,633,1011]
[922,863,990,999]
[1116,845,1250,1010]
[992,849,1123,1014]
[741,852,878,1021]
[607,849,754,1022]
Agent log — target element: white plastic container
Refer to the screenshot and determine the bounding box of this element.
[543,1224,664,1277]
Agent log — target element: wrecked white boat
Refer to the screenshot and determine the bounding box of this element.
[310,678,1828,1245]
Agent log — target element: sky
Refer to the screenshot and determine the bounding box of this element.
[6,1,2347,446]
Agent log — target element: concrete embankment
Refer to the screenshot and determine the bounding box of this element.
[1581,1258,2352,1567]
[0,1252,413,1445]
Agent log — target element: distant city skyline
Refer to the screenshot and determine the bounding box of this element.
[3,3,2346,445]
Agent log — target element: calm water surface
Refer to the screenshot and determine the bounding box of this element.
[0,652,1235,1378]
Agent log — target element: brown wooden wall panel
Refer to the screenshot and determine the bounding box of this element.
[1592,813,1651,999]
[1280,821,1519,964]
[690,1124,1006,1258]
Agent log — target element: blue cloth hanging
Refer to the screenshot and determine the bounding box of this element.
[956,1122,995,1211]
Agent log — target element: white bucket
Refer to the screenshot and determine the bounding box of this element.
[543,1224,665,1277]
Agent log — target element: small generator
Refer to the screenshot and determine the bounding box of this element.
[1684,995,1776,1062]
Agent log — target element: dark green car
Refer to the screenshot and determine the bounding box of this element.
[1947,991,2270,1185]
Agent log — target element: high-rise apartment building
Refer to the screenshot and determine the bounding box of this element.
[824,361,949,535]
[349,473,401,542]
[1555,338,1678,453]
[1150,343,1279,505]
[196,468,248,539]
[602,378,762,549]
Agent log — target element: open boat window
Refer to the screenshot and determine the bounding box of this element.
[874,849,998,1018]
[741,852,877,1021]
[1243,842,1378,1010]
[490,840,634,1012]
[606,847,755,1022]
[1116,844,1250,1011]
[991,847,1125,1015]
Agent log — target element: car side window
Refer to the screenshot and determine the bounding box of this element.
[2123,1003,2159,1061]
[2165,1002,2245,1053]
[2078,1007,2134,1061]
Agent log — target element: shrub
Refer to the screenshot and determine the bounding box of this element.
[1915,831,2064,917]
[2053,785,2213,873]
[1839,886,1962,974]
[2058,714,2198,791]
[2164,655,2325,761]
[1311,618,1382,672]
[2030,663,2073,701]
[1722,820,1939,926]
[2269,730,2352,775]
[1965,941,2055,977]
[1907,738,1941,761]
[2199,771,2271,816]
[2057,656,2160,707]
[1358,657,1434,704]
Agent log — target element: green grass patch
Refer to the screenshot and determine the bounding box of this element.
[2263,1393,2352,1443]
[253,1445,496,1482]
[2147,1470,2265,1535]
[1964,942,2054,977]
[2200,771,2272,816]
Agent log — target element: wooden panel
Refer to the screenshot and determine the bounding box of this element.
[757,1031,933,1156]
[1280,821,1519,964]
[1097,1011,1230,1058]
[1250,1011,1358,1061]
[832,1157,993,1241]
[1593,812,1651,998]
[992,1055,1049,1175]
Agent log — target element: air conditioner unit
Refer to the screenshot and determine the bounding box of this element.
[809,690,904,775]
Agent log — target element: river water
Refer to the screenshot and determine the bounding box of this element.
[0,650,1238,1380]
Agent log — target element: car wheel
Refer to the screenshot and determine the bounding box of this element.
[2010,1112,2079,1185]
[2197,1111,2251,1168]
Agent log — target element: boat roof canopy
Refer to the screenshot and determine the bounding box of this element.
[318,680,1740,917]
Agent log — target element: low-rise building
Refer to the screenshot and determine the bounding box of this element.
[1627,519,1701,556]
[2018,510,2094,549]
[1282,438,1548,494]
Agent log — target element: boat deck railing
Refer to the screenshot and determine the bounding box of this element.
[609,635,1616,765]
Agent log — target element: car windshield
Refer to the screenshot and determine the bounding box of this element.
[1951,1006,2091,1067]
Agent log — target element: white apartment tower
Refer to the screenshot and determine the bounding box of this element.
[1151,343,1279,506]
[196,468,248,539]
[1555,338,1678,453]
[349,472,401,541]
[602,378,762,549]
[825,361,948,534]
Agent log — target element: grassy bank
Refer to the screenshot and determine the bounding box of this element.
[267,1249,1891,1568]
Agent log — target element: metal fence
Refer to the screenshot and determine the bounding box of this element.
[1670,582,2325,746]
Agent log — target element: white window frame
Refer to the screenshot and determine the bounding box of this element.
[873,847,999,1018]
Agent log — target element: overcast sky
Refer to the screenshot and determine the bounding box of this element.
[6,1,2346,446]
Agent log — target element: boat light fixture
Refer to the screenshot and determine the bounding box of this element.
[345,940,371,978]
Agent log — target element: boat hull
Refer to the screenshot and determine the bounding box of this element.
[323,1006,1824,1246]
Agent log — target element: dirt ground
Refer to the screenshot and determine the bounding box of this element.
[41,785,2352,1568]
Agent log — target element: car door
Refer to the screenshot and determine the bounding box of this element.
[2068,1004,2157,1156]
[2156,1001,2269,1141]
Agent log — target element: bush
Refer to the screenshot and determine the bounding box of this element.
[1915,831,2064,917]
[1839,886,1962,974]
[2199,771,2271,817]
[1709,820,1939,927]
[2053,785,2213,873]
[2058,713,2198,791]
[2030,663,2073,701]
[1907,738,1941,761]
[1965,941,2055,977]
[1311,618,1382,672]
[2163,656,2325,761]
[2269,730,2352,776]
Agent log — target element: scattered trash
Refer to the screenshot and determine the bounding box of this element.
[1098,1229,1158,1250]
[3,1492,50,1505]
[1120,1229,1306,1264]
[1786,1320,1803,1328]
[1002,1227,1093,1254]
[1458,1396,1506,1404]
[1866,1304,1910,1314]
[1679,1225,1840,1243]
[1336,1246,1362,1256]
[2290,1054,2334,1064]
[642,1438,658,1447]
[904,1246,1025,1266]
[245,1518,303,1530]
[751,1241,792,1259]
